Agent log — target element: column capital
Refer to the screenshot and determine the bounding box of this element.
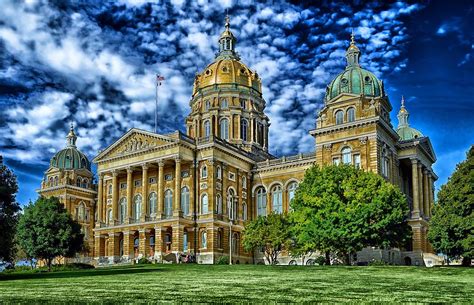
[112,170,119,177]
[174,157,181,164]
[417,163,423,169]
[126,167,133,174]
[410,158,418,165]
[158,160,165,167]
[141,163,149,170]
[98,172,105,178]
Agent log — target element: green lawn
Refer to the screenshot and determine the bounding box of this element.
[0,264,473,303]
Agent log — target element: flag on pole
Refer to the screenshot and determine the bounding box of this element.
[156,74,165,86]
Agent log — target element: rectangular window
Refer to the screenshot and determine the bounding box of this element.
[181,171,189,178]
[164,174,173,181]
[134,180,141,187]
[354,154,361,169]
[120,182,127,189]
[149,177,157,184]
[240,99,246,109]
[332,158,340,165]
[228,172,236,181]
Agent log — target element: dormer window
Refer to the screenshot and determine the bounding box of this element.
[347,108,355,122]
[335,110,344,125]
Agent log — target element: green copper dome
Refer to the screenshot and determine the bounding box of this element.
[325,34,385,102]
[396,97,423,141]
[50,124,91,170]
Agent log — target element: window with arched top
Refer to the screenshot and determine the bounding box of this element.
[108,184,112,195]
[335,110,344,125]
[148,192,157,215]
[216,194,222,214]
[241,119,248,141]
[228,188,237,220]
[216,166,222,180]
[48,177,53,187]
[201,193,209,214]
[119,198,127,224]
[82,178,88,189]
[77,202,86,221]
[76,177,82,187]
[201,165,208,179]
[256,187,267,217]
[381,149,390,177]
[347,108,355,122]
[342,147,352,164]
[164,190,173,217]
[204,120,211,137]
[232,233,239,255]
[183,230,188,252]
[242,176,247,189]
[181,187,190,215]
[201,230,207,248]
[107,209,112,225]
[220,118,229,140]
[54,176,59,186]
[287,182,298,210]
[204,100,210,111]
[221,98,228,109]
[81,158,87,168]
[242,203,247,221]
[271,185,283,214]
[133,195,142,221]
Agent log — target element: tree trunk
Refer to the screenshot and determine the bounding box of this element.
[344,252,351,266]
[47,258,52,272]
[325,251,330,265]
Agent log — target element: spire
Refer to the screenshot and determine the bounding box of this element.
[216,13,239,60]
[397,96,410,128]
[346,29,360,67]
[66,122,77,147]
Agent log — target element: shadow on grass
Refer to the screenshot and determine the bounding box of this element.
[0,265,164,281]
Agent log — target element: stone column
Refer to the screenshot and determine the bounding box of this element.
[418,163,424,216]
[108,233,118,262]
[123,231,131,260]
[141,164,149,222]
[138,229,147,259]
[157,161,164,218]
[266,191,271,216]
[171,225,182,253]
[174,158,181,216]
[423,169,430,219]
[237,115,241,139]
[126,167,133,223]
[428,173,434,217]
[263,123,267,149]
[230,115,234,140]
[189,163,195,217]
[97,173,103,225]
[112,171,119,223]
[250,116,255,142]
[94,234,105,258]
[411,159,420,218]
[155,226,163,259]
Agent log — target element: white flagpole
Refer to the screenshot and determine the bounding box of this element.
[155,76,158,133]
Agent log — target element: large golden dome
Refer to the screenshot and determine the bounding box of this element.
[192,15,262,96]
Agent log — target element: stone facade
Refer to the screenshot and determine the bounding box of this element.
[38,17,439,266]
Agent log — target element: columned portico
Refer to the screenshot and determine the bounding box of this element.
[126,167,133,223]
[174,158,182,216]
[112,171,119,223]
[158,161,164,218]
[141,164,149,222]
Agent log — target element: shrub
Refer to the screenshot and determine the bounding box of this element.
[368,260,389,266]
[315,256,326,266]
[216,256,229,265]
[137,257,151,265]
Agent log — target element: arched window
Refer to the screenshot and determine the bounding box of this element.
[216,166,222,180]
[181,187,190,215]
[204,100,210,111]
[241,119,248,141]
[148,192,157,215]
[201,165,208,179]
[271,185,283,214]
[49,177,53,187]
[221,98,228,109]
[133,195,142,221]
[242,176,247,189]
[256,187,267,216]
[108,184,112,195]
[228,188,236,220]
[335,110,344,125]
[216,194,222,214]
[232,233,239,255]
[119,198,127,224]
[164,190,173,217]
[220,118,229,140]
[201,230,207,248]
[82,178,88,189]
[201,193,209,214]
[107,209,112,225]
[342,147,352,164]
[77,202,86,221]
[287,182,298,210]
[204,120,211,137]
[81,158,87,168]
[242,203,247,221]
[76,177,82,187]
[381,149,390,177]
[347,107,355,122]
[54,176,59,186]
[217,229,223,248]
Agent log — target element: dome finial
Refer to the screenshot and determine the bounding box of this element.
[397,96,409,128]
[346,28,360,66]
[351,28,355,45]
[66,122,77,147]
[225,11,230,31]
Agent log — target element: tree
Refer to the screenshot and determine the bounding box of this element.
[0,156,20,264]
[429,146,474,266]
[16,196,84,271]
[290,164,411,265]
[242,212,292,265]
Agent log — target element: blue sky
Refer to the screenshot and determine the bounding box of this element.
[0,0,473,206]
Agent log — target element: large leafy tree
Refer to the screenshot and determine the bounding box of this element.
[429,146,473,266]
[242,212,292,265]
[290,164,411,265]
[0,156,20,264]
[16,196,84,271]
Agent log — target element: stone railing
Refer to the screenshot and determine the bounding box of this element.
[255,152,315,168]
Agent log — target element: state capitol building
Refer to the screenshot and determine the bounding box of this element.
[38,16,439,266]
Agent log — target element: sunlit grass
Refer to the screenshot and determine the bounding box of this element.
[0,264,473,303]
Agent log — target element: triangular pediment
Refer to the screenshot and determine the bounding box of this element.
[94,128,178,162]
[419,137,437,162]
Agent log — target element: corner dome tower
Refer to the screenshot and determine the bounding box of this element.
[50,123,91,170]
[325,32,385,102]
[192,15,262,97]
[396,96,423,141]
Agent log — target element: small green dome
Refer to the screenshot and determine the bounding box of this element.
[50,123,91,170]
[397,126,423,141]
[50,147,90,170]
[325,66,385,101]
[325,33,385,102]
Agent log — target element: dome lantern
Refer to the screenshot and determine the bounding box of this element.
[396,96,423,141]
[66,122,77,147]
[346,30,361,67]
[49,123,91,170]
[216,14,239,60]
